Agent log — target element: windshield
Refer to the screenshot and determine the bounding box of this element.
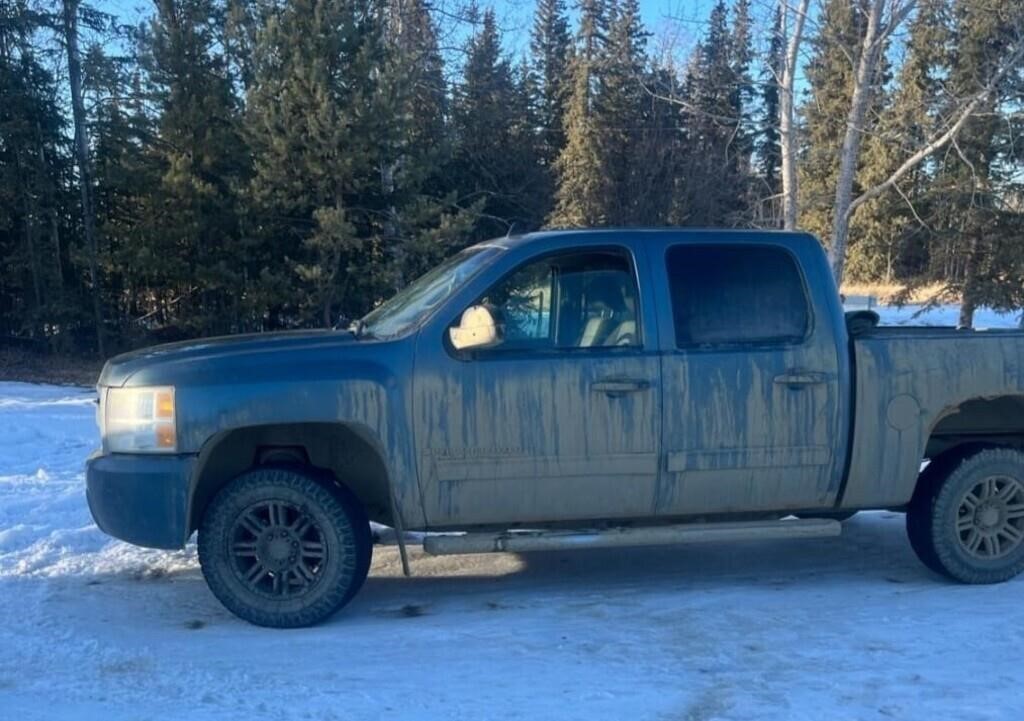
[360,245,503,338]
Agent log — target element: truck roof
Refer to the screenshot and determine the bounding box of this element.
[484,227,817,251]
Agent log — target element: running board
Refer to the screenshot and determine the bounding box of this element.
[422,518,840,556]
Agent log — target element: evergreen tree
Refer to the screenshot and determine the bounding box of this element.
[452,8,535,237]
[799,0,868,242]
[600,0,650,224]
[141,0,248,335]
[675,0,749,225]
[384,0,477,284]
[0,3,71,343]
[62,0,108,354]
[510,56,550,229]
[86,38,161,338]
[756,4,785,224]
[548,0,609,226]
[635,61,683,225]
[1,0,1022,355]
[937,0,1024,326]
[729,0,754,204]
[246,0,391,325]
[845,0,951,282]
[530,0,572,169]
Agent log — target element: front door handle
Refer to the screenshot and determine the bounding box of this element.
[773,370,828,389]
[591,379,652,397]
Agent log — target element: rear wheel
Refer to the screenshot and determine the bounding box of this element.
[198,466,372,627]
[906,448,1024,584]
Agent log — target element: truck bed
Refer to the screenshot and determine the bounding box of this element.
[841,327,1024,508]
[868,325,1024,338]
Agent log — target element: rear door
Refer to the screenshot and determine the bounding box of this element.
[652,238,845,514]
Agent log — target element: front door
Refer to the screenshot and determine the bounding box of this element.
[652,240,845,515]
[413,242,661,527]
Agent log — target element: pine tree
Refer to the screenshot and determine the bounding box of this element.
[452,8,533,237]
[548,0,609,226]
[383,0,477,285]
[86,38,161,337]
[937,0,1024,326]
[530,0,572,169]
[675,0,749,226]
[756,4,785,224]
[0,3,72,343]
[510,56,550,229]
[599,0,651,224]
[246,0,390,325]
[729,0,754,207]
[142,0,248,335]
[634,61,683,225]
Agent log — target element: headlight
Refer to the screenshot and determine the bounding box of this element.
[104,386,177,453]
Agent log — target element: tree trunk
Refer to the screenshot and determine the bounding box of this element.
[779,0,810,230]
[828,0,887,285]
[14,149,42,314]
[35,121,64,293]
[958,234,980,329]
[831,5,1022,288]
[62,0,105,357]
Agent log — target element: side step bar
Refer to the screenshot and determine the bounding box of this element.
[422,518,840,556]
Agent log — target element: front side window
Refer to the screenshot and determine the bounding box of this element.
[666,244,809,347]
[460,249,642,352]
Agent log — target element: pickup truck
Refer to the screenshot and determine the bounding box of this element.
[86,229,1024,627]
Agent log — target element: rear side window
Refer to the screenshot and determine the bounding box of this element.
[665,244,809,347]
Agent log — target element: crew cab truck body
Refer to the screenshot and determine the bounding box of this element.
[87,230,1024,627]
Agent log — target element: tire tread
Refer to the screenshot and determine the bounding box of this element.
[907,446,1024,584]
[198,466,372,628]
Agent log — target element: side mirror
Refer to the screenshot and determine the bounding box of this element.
[449,305,500,350]
[845,309,880,337]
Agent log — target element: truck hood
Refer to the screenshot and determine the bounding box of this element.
[99,329,358,387]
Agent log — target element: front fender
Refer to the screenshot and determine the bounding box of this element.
[169,346,423,529]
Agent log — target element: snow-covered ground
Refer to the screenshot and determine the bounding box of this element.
[872,303,1020,328]
[2,306,1023,721]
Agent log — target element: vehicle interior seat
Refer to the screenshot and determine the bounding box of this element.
[575,273,639,347]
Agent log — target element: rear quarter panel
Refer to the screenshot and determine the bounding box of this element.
[843,331,1024,508]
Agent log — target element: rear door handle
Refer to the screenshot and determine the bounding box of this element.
[591,379,652,397]
[773,370,828,388]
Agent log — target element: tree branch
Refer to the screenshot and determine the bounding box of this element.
[846,42,1024,219]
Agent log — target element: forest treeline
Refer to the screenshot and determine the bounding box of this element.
[1,0,1022,355]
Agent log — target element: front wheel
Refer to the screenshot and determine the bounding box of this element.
[198,466,372,628]
[906,448,1024,584]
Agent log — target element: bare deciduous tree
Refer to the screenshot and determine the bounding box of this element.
[778,0,1021,286]
[828,0,916,282]
[779,0,811,231]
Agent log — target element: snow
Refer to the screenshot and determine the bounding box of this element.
[2,305,1023,720]
[873,303,1020,329]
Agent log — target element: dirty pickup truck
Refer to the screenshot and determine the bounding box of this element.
[87,230,1024,627]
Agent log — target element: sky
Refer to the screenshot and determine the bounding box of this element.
[102,0,733,62]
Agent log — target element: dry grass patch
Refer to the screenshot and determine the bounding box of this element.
[840,281,952,305]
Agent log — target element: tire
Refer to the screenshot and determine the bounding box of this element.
[198,466,372,628]
[795,510,857,522]
[906,447,1024,584]
[906,452,966,575]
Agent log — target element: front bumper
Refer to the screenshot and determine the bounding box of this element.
[86,452,197,549]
